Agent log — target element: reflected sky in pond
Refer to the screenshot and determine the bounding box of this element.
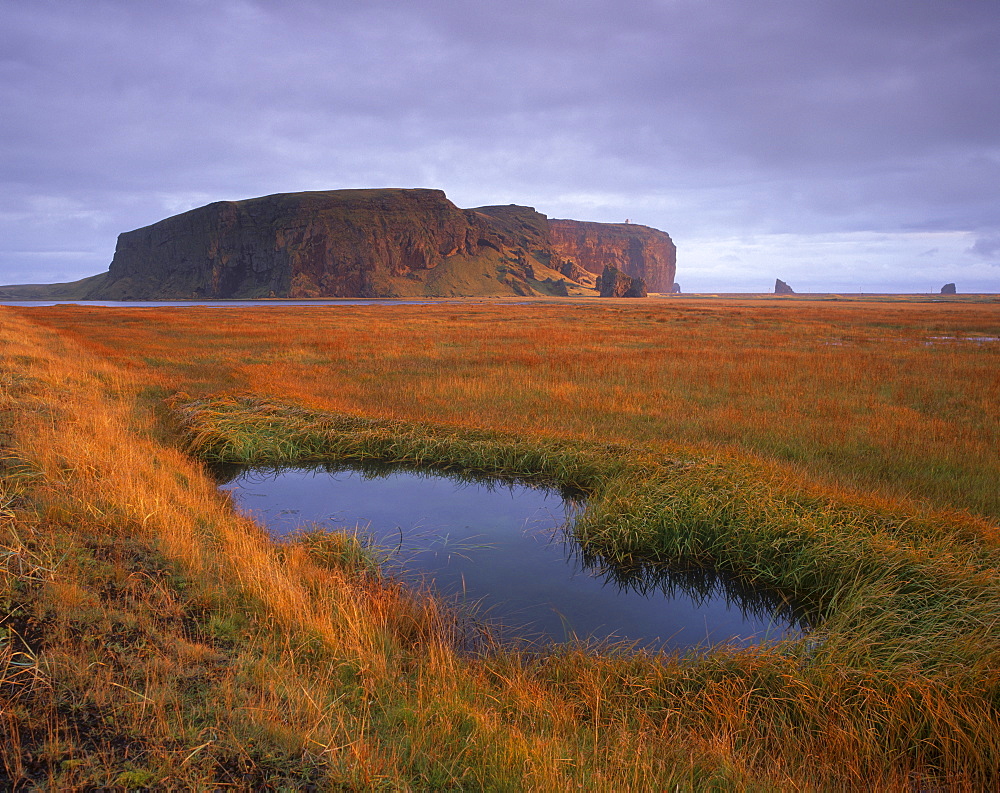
[216,462,807,652]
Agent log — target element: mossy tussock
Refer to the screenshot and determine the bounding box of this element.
[171,393,1000,782]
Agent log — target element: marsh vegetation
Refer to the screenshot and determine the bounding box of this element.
[2,296,999,788]
[217,462,806,651]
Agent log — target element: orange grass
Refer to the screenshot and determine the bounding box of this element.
[23,298,1000,521]
[2,298,999,788]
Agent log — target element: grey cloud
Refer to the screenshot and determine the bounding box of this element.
[969,234,1000,262]
[1,0,999,289]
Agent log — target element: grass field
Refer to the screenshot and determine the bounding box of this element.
[2,296,999,788]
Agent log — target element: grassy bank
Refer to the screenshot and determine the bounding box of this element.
[3,300,999,788]
[27,298,1000,522]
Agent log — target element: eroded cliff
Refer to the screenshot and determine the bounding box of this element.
[84,189,676,299]
[549,219,676,293]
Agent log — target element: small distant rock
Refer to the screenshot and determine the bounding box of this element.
[548,278,570,297]
[940,283,957,294]
[775,278,795,295]
[671,282,681,294]
[597,265,647,297]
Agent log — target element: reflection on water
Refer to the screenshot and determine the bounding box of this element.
[574,550,808,641]
[925,335,1000,344]
[214,461,807,652]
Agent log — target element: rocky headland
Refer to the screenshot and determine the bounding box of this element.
[8,189,676,300]
[549,219,673,293]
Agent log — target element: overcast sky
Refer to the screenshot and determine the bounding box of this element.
[3,0,999,293]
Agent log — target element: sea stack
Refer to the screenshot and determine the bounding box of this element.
[775,278,795,295]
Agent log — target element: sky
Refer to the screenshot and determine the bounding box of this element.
[2,0,999,293]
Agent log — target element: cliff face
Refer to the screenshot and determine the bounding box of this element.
[101,189,493,299]
[548,219,676,293]
[87,189,676,299]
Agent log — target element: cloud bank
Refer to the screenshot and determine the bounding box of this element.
[2,0,998,291]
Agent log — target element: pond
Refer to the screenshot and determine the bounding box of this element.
[217,462,807,653]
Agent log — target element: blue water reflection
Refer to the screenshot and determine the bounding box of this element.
[217,462,806,652]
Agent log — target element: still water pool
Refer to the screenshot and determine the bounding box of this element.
[218,462,806,652]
